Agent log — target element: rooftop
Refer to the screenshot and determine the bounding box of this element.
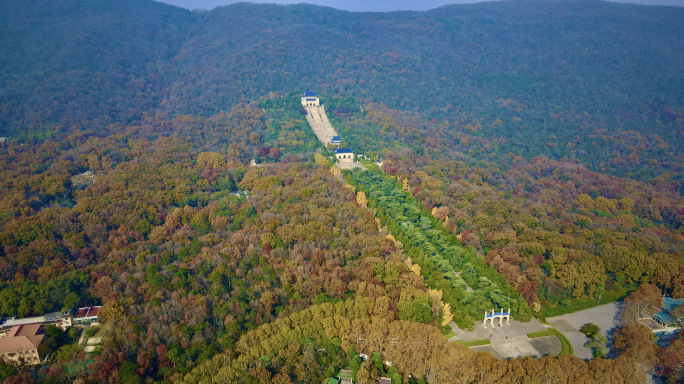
[0,324,45,353]
[75,306,101,319]
[654,297,683,326]
[663,297,683,312]
[0,312,63,328]
[0,336,38,354]
[304,90,316,97]
[641,318,661,330]
[335,148,354,154]
[338,369,354,378]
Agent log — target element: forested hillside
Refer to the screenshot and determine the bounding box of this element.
[0,0,683,383]
[0,0,194,138]
[1,0,682,182]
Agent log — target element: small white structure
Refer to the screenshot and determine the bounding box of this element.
[483,308,510,327]
[301,90,319,107]
[71,170,97,188]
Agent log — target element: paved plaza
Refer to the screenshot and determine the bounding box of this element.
[546,302,621,360]
[336,161,366,170]
[449,317,561,359]
[450,302,622,360]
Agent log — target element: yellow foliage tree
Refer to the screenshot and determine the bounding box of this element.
[618,197,635,212]
[314,153,330,166]
[441,303,454,326]
[532,301,542,313]
[576,194,595,209]
[330,166,342,178]
[197,151,226,168]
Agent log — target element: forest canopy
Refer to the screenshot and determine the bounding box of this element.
[0,0,682,383]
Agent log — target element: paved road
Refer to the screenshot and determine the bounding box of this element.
[546,302,621,360]
[547,302,621,339]
[547,318,592,359]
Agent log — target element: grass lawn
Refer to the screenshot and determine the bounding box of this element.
[457,339,491,347]
[527,328,573,356]
[442,329,456,339]
[539,288,630,319]
[527,330,556,338]
[552,328,574,356]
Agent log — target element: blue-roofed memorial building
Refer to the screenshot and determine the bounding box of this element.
[301,90,319,107]
[335,147,354,163]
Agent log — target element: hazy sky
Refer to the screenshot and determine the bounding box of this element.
[155,0,684,11]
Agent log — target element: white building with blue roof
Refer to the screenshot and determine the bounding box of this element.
[335,147,354,163]
[301,90,319,107]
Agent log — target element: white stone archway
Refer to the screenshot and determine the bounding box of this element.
[483,308,510,327]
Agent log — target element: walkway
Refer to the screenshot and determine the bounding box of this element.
[305,105,366,169]
[305,105,338,145]
[77,325,89,345]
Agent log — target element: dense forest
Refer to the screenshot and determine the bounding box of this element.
[1,0,682,184]
[0,0,682,383]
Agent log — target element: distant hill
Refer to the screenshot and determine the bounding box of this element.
[0,0,194,136]
[0,0,682,181]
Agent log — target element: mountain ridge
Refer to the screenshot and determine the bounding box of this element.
[1,0,682,183]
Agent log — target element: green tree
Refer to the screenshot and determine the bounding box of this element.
[579,323,601,339]
[0,361,16,381]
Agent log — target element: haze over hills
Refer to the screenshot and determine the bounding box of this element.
[0,1,683,382]
[1,0,682,184]
[156,0,684,11]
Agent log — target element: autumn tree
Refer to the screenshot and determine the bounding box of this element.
[357,360,380,384]
[197,151,226,168]
[656,334,684,383]
[613,323,658,375]
[621,284,663,324]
